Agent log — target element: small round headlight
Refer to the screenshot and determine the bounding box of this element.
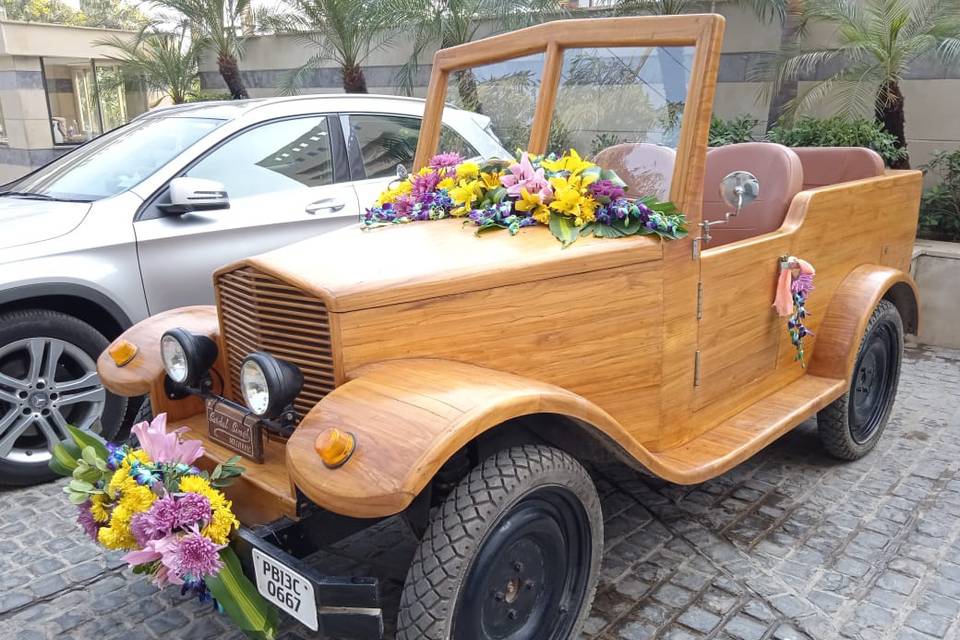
[240,352,303,418]
[160,328,218,388]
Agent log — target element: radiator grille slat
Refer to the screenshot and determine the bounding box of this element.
[217,267,335,417]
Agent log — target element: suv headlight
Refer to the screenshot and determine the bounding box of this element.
[240,352,304,418]
[160,328,218,388]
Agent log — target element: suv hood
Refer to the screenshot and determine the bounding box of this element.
[0,197,92,250]
[218,219,663,313]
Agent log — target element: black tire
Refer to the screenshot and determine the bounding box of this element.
[396,445,603,640]
[0,309,126,486]
[817,299,903,460]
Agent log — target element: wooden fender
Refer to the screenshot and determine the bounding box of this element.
[97,306,220,419]
[286,358,668,518]
[808,265,919,381]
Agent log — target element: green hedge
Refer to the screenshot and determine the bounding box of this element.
[918,149,960,242]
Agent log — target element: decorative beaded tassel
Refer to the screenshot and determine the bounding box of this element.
[773,256,816,367]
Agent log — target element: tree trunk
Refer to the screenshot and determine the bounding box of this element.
[342,64,368,93]
[455,69,483,114]
[876,80,909,169]
[217,52,248,100]
[766,0,803,130]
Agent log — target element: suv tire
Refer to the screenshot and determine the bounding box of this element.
[817,300,903,460]
[396,444,603,640]
[0,309,126,486]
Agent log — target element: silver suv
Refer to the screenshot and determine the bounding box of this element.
[0,94,507,486]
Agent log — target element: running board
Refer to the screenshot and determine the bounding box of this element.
[652,375,848,484]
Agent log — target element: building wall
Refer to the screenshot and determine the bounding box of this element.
[199,4,960,175]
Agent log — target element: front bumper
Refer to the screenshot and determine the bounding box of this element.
[232,526,383,639]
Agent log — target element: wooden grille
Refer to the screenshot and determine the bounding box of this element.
[216,267,335,417]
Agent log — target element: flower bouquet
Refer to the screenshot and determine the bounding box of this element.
[363,149,687,246]
[50,415,277,640]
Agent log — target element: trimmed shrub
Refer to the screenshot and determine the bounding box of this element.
[918,149,960,242]
[767,116,906,167]
[709,115,760,147]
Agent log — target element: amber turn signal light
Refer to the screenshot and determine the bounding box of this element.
[108,339,138,367]
[315,428,356,468]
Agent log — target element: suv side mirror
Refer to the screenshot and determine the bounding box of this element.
[159,177,230,215]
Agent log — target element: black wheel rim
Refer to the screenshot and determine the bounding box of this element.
[849,322,898,444]
[453,486,592,640]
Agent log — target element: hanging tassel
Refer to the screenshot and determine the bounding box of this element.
[773,258,795,317]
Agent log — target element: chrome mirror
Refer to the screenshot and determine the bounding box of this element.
[396,164,409,181]
[720,171,759,216]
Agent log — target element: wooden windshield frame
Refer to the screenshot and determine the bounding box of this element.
[413,14,725,226]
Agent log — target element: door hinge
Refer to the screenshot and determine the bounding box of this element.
[694,350,702,386]
[696,281,703,320]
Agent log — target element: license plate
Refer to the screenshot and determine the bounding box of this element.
[252,547,319,631]
[206,398,263,462]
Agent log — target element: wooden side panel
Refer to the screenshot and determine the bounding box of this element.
[337,262,664,442]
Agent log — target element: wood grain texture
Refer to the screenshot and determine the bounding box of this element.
[286,359,847,517]
[177,413,297,525]
[222,219,663,313]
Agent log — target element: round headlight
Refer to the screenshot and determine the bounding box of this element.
[160,328,218,388]
[240,352,304,418]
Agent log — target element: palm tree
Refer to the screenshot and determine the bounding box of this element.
[151,0,251,100]
[379,0,567,111]
[264,0,396,94]
[773,0,960,168]
[97,24,204,105]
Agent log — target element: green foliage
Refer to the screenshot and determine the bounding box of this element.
[767,116,906,167]
[1,0,146,30]
[591,133,624,156]
[210,455,245,489]
[919,149,960,242]
[205,548,279,640]
[185,90,233,102]
[709,115,760,147]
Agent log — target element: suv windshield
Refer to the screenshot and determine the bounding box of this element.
[8,116,222,202]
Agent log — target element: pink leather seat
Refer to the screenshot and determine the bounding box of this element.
[791,147,884,190]
[594,143,676,200]
[702,142,803,247]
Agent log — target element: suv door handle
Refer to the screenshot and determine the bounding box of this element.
[305,198,345,215]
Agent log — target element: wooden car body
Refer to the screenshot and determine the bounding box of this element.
[98,14,921,527]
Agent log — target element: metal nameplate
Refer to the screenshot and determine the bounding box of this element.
[206,397,264,463]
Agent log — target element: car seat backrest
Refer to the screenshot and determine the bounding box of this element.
[791,147,885,190]
[702,142,803,247]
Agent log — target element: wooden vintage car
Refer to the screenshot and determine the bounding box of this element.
[98,14,921,640]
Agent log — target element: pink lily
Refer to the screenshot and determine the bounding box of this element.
[131,413,204,465]
[500,152,553,202]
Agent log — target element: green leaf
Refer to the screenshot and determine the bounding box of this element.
[487,186,508,204]
[81,446,99,467]
[622,217,644,235]
[51,443,79,473]
[579,222,596,237]
[599,168,627,189]
[593,223,625,238]
[548,213,579,247]
[66,425,109,460]
[48,456,74,477]
[206,548,278,640]
[67,492,89,505]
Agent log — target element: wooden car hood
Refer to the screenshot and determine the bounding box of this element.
[216,219,664,312]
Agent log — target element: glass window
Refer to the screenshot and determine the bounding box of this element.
[43,57,149,146]
[187,117,335,199]
[348,114,479,179]
[10,116,221,201]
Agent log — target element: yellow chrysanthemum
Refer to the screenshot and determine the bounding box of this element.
[98,503,137,550]
[118,484,157,515]
[455,162,479,181]
[480,171,502,189]
[90,493,111,523]
[376,180,413,206]
[179,476,228,511]
[204,504,240,545]
[108,466,138,498]
[437,177,455,191]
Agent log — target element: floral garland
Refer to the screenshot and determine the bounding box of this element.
[51,416,277,639]
[773,256,816,367]
[363,149,687,246]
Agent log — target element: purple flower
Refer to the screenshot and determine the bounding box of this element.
[429,152,463,169]
[77,502,100,541]
[589,180,626,201]
[131,495,178,545]
[167,529,225,579]
[411,169,441,198]
[175,493,212,529]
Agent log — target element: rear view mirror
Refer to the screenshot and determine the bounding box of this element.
[159,177,229,215]
[720,171,759,216]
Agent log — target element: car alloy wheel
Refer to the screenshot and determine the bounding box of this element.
[0,337,106,463]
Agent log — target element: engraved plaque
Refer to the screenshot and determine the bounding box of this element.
[206,398,264,463]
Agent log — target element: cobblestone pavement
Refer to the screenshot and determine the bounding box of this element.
[1,345,959,640]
